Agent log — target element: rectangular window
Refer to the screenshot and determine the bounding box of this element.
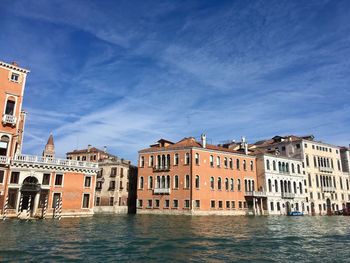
[109,181,116,190]
[5,100,15,115]
[84,176,91,187]
[82,156,86,161]
[82,194,90,208]
[110,168,117,177]
[52,193,61,208]
[173,199,178,208]
[231,201,235,209]
[226,201,230,209]
[165,199,170,208]
[42,173,50,185]
[211,200,215,208]
[218,201,223,209]
[138,199,143,208]
[155,199,160,208]
[296,144,300,149]
[184,200,190,209]
[239,201,242,209]
[95,197,101,206]
[195,200,200,209]
[0,170,4,184]
[11,73,19,82]
[55,174,63,186]
[147,199,152,208]
[10,172,20,184]
[270,202,274,211]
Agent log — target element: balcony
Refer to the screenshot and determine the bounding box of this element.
[153,188,171,194]
[2,114,16,126]
[0,156,9,165]
[281,192,295,199]
[245,191,267,197]
[322,186,336,193]
[318,166,333,173]
[153,165,170,172]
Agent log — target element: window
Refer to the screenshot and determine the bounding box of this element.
[296,144,300,149]
[195,175,200,189]
[216,156,221,167]
[231,201,236,209]
[224,157,228,168]
[149,156,154,167]
[0,170,4,184]
[304,143,307,148]
[174,175,179,189]
[110,167,117,177]
[173,200,178,208]
[165,200,170,208]
[5,99,15,115]
[210,155,214,167]
[243,160,246,170]
[297,165,301,174]
[308,174,312,187]
[195,200,200,209]
[52,193,61,208]
[237,179,241,191]
[291,163,295,173]
[270,202,274,211]
[306,155,310,167]
[225,178,229,191]
[268,179,272,192]
[140,156,144,167]
[82,156,87,161]
[55,174,63,186]
[185,153,190,165]
[148,176,153,189]
[218,201,223,209]
[41,173,50,185]
[211,200,215,208]
[250,161,254,171]
[96,181,102,190]
[273,161,276,171]
[238,201,242,209]
[95,197,101,206]
[229,158,233,169]
[8,189,18,209]
[210,177,214,190]
[109,197,114,206]
[11,73,19,82]
[195,153,200,165]
[236,159,240,170]
[146,200,152,208]
[184,200,190,208]
[293,182,297,193]
[274,180,278,192]
[226,201,230,209]
[84,176,91,187]
[266,160,270,170]
[155,199,160,208]
[139,176,144,189]
[109,181,116,190]
[174,154,179,165]
[10,172,19,184]
[138,200,143,208]
[185,175,190,189]
[230,179,234,191]
[277,202,280,211]
[218,177,222,190]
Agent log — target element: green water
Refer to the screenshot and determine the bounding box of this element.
[0,215,349,262]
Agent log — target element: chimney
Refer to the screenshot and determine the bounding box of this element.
[11,61,19,67]
[103,146,107,153]
[87,144,91,152]
[241,136,248,155]
[201,134,207,148]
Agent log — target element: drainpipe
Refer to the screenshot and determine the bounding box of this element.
[190,149,193,215]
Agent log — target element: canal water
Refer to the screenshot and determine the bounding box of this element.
[0,215,349,262]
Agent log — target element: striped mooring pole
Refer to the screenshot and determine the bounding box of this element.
[3,195,9,221]
[17,194,23,218]
[54,198,59,219]
[42,195,48,219]
[58,197,62,220]
[26,196,32,221]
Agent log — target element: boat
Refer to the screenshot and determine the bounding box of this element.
[288,211,304,216]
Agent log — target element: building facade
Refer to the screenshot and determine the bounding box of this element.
[0,61,99,219]
[137,136,258,215]
[252,135,350,215]
[66,146,137,214]
[255,153,306,215]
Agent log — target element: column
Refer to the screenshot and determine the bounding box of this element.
[32,193,40,216]
[15,189,21,212]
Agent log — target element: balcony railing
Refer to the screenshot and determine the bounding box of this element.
[318,166,333,173]
[153,165,170,172]
[153,188,171,194]
[2,114,16,126]
[0,156,9,165]
[321,186,336,192]
[245,191,267,197]
[13,155,99,169]
[281,192,295,199]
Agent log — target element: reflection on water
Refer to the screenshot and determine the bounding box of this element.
[0,215,349,262]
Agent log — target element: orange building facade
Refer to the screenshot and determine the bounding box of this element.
[137,136,258,215]
[0,60,99,219]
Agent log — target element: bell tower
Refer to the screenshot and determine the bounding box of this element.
[43,133,55,159]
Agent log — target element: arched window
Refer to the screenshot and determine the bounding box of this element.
[266,159,270,170]
[237,179,241,191]
[140,156,145,167]
[244,179,248,191]
[229,158,233,169]
[236,159,240,170]
[161,176,166,188]
[278,162,282,172]
[174,153,179,165]
[166,175,170,188]
[185,175,190,188]
[174,175,179,189]
[148,176,153,189]
[218,177,222,190]
[149,156,154,167]
[224,157,228,168]
[195,175,200,189]
[225,178,229,190]
[252,180,255,191]
[230,178,234,191]
[185,153,190,165]
[250,161,254,171]
[166,154,170,167]
[273,161,276,171]
[216,156,221,167]
[297,164,301,174]
[291,163,295,173]
[274,179,278,192]
[347,179,349,190]
[0,135,9,156]
[195,153,200,165]
[156,176,160,188]
[280,180,284,193]
[139,176,144,189]
[157,155,161,167]
[299,182,303,194]
[243,160,247,170]
[210,155,214,167]
[293,181,297,193]
[210,177,214,190]
[268,179,272,192]
[286,163,289,172]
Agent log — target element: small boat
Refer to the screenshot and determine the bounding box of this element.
[288,211,304,216]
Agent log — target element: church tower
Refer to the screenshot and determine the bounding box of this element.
[43,133,55,159]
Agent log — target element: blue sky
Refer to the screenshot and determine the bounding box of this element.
[1,0,350,163]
